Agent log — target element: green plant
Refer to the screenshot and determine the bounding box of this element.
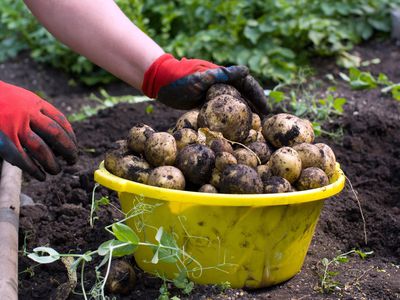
[67,89,152,122]
[318,249,373,293]
[1,0,399,84]
[340,68,400,101]
[27,187,233,299]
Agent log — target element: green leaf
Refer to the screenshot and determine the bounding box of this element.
[112,223,139,245]
[98,239,136,257]
[321,257,329,267]
[333,98,347,113]
[392,86,400,101]
[28,247,60,264]
[269,91,286,103]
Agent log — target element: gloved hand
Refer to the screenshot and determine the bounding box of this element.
[0,81,78,181]
[142,54,269,115]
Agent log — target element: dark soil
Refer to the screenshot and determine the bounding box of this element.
[0,40,399,299]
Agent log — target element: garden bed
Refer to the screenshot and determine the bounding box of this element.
[1,40,399,299]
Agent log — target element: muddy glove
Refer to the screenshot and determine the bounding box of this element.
[142,53,269,115]
[0,81,78,181]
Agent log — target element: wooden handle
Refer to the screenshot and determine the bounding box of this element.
[0,162,22,300]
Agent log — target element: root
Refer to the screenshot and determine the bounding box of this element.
[346,176,368,245]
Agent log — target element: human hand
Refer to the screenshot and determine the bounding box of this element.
[0,81,78,181]
[141,54,269,115]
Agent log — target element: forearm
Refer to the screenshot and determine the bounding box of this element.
[24,0,164,89]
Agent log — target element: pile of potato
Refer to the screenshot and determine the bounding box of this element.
[104,84,337,194]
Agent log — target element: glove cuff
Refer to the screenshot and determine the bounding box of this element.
[141,53,176,99]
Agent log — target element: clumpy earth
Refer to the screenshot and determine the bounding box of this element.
[0,39,399,299]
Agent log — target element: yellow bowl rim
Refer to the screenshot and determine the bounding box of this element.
[94,161,345,207]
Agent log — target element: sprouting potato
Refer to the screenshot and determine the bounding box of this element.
[206,83,242,101]
[251,113,262,131]
[215,151,237,171]
[173,128,198,151]
[175,144,215,185]
[174,110,199,131]
[269,147,302,183]
[264,176,292,193]
[315,143,336,177]
[292,143,322,169]
[147,166,186,190]
[248,142,272,164]
[296,167,329,190]
[126,123,155,154]
[144,132,177,167]
[198,94,252,142]
[233,148,258,169]
[198,184,218,193]
[262,113,315,148]
[219,164,263,194]
[210,138,234,154]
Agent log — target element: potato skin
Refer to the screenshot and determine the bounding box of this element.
[257,164,272,183]
[296,167,329,190]
[248,142,272,164]
[315,143,336,177]
[269,147,302,183]
[220,164,263,194]
[144,132,177,167]
[210,139,234,154]
[210,168,222,188]
[215,151,237,171]
[106,260,136,295]
[233,148,258,169]
[198,184,218,193]
[173,128,198,151]
[292,143,322,169]
[105,153,150,182]
[127,123,155,154]
[174,110,199,131]
[264,176,292,193]
[147,166,186,190]
[206,83,241,101]
[262,113,314,148]
[175,144,215,185]
[198,94,252,142]
[251,113,262,131]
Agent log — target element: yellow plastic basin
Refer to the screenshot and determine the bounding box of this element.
[94,162,345,289]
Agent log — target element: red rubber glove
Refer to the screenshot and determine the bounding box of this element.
[0,81,78,181]
[142,54,269,115]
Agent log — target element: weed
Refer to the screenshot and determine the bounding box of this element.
[318,249,373,293]
[26,191,233,299]
[340,68,400,101]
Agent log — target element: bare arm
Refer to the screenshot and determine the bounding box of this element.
[24,0,164,89]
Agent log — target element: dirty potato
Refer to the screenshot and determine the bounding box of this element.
[269,147,302,183]
[206,83,241,101]
[198,94,252,142]
[106,260,136,295]
[147,166,186,190]
[251,113,262,131]
[233,148,259,169]
[174,110,199,131]
[105,153,150,181]
[219,164,263,194]
[315,143,336,177]
[248,142,272,164]
[215,151,237,171]
[210,138,233,154]
[257,164,272,183]
[127,123,155,154]
[144,132,177,166]
[262,113,314,148]
[198,184,218,193]
[264,176,292,193]
[292,143,322,169]
[296,167,329,190]
[210,168,222,188]
[173,128,198,151]
[175,144,215,185]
